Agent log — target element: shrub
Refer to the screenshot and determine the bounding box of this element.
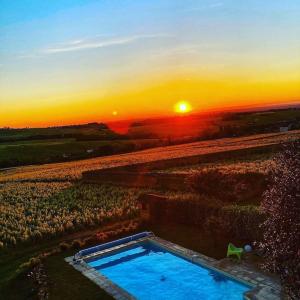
[219,205,265,241]
[259,141,300,299]
[18,257,41,273]
[188,170,231,200]
[84,236,97,245]
[188,170,266,204]
[71,239,84,249]
[144,191,263,241]
[59,242,71,251]
[29,257,41,267]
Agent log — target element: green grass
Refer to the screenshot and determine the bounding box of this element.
[0,139,139,168]
[0,125,113,140]
[0,138,75,148]
[241,109,300,126]
[0,219,136,299]
[45,252,113,300]
[0,247,113,300]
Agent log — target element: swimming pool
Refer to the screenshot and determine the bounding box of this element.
[86,240,251,299]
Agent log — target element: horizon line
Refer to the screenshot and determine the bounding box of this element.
[1,102,299,130]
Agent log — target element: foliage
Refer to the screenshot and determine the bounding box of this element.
[0,183,139,247]
[59,242,71,252]
[259,141,300,299]
[188,170,266,204]
[145,191,263,240]
[188,170,232,200]
[218,205,264,241]
[161,159,274,175]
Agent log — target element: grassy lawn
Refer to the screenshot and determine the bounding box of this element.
[0,243,114,300]
[45,252,113,300]
[0,220,138,299]
[0,139,123,168]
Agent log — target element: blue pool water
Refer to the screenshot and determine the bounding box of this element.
[87,241,251,300]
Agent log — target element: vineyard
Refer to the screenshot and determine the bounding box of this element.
[0,183,139,247]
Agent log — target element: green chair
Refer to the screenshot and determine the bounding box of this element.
[227,243,243,260]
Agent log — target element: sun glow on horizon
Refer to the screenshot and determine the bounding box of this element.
[0,1,300,127]
[175,101,192,114]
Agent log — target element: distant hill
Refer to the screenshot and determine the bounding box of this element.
[108,107,300,140]
[0,122,125,143]
[0,107,299,168]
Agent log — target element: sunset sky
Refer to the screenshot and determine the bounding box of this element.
[1,0,300,127]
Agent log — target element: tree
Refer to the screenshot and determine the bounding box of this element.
[259,141,300,299]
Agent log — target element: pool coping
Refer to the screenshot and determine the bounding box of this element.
[65,235,281,300]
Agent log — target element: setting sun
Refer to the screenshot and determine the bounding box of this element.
[175,101,192,114]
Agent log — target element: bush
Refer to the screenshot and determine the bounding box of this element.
[188,170,231,200]
[59,242,71,251]
[259,141,300,299]
[29,257,41,267]
[71,239,84,249]
[18,257,41,273]
[219,205,265,241]
[188,170,266,204]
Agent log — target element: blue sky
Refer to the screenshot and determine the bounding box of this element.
[1,0,300,127]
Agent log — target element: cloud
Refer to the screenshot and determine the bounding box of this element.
[17,54,41,59]
[209,2,223,8]
[42,34,171,54]
[150,43,217,59]
[151,45,200,58]
[184,2,223,12]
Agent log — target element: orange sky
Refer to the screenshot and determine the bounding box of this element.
[1,1,300,128]
[2,74,300,128]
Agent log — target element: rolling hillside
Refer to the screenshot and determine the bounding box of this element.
[1,130,299,182]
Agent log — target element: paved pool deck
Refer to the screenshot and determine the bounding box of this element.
[65,236,282,300]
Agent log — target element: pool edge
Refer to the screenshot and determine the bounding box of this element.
[65,235,281,300]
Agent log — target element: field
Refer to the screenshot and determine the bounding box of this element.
[2,108,299,169]
[1,130,299,182]
[0,138,154,168]
[0,123,114,142]
[0,123,135,168]
[158,159,274,175]
[0,129,299,299]
[0,130,298,248]
[0,183,139,247]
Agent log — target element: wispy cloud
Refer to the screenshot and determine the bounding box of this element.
[150,43,218,59]
[184,2,224,12]
[17,54,41,60]
[42,34,171,54]
[151,45,201,58]
[15,34,172,60]
[209,2,224,8]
